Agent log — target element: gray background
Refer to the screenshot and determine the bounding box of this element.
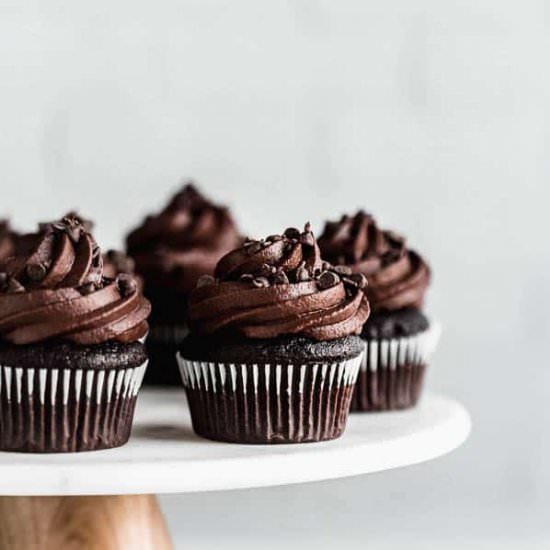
[1,1,548,548]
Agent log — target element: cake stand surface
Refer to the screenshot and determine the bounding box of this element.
[0,389,470,549]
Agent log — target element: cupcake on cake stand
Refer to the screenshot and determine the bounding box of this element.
[0,388,470,549]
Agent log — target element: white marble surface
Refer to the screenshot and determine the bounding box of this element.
[0,389,469,496]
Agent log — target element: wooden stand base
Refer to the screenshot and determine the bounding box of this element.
[0,495,172,550]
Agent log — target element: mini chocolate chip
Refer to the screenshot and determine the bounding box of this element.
[116,273,137,297]
[239,274,254,283]
[197,274,216,287]
[79,282,96,295]
[266,235,283,242]
[304,221,312,233]
[252,276,270,288]
[6,278,25,294]
[272,271,289,285]
[333,265,352,276]
[284,227,301,239]
[26,262,47,282]
[300,232,315,247]
[350,273,368,289]
[317,270,340,290]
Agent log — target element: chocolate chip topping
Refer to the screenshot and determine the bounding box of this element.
[116,273,137,297]
[26,262,47,282]
[317,270,340,290]
[190,223,371,341]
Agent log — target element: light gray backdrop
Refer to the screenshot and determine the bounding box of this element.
[1,1,548,548]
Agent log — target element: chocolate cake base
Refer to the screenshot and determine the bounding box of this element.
[180,334,365,364]
[178,336,364,444]
[0,342,148,453]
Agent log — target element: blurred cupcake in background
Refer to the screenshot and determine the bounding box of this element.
[0,215,150,452]
[318,211,440,411]
[126,183,243,386]
[177,223,369,444]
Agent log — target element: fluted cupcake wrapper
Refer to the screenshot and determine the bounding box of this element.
[0,361,148,453]
[176,353,364,444]
[352,321,441,412]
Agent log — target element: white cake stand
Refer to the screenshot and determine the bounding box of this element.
[0,389,470,550]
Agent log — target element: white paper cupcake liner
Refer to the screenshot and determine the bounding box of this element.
[352,321,441,412]
[176,353,363,444]
[361,321,441,372]
[0,361,148,453]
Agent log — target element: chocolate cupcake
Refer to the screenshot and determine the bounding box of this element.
[0,216,151,452]
[318,211,440,411]
[177,223,370,444]
[126,183,242,386]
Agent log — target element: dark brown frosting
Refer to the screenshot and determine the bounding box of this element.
[0,217,150,345]
[318,211,431,312]
[126,184,242,294]
[188,224,370,341]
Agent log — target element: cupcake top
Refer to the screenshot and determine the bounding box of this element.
[0,216,151,345]
[188,223,370,340]
[126,183,242,294]
[318,211,431,312]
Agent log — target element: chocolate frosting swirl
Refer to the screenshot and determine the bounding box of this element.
[188,224,370,341]
[318,211,430,312]
[0,217,150,345]
[126,184,242,294]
